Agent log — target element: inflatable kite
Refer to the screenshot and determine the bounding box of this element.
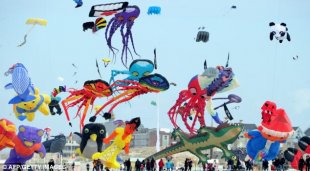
[4,63,35,104]
[89,2,129,17]
[4,125,46,169]
[102,58,111,67]
[0,119,16,151]
[61,79,112,128]
[284,136,310,169]
[196,30,209,43]
[43,134,66,153]
[146,124,242,164]
[147,6,161,15]
[168,56,239,134]
[82,17,107,33]
[17,18,47,47]
[73,0,83,8]
[245,101,294,161]
[92,117,141,168]
[13,88,51,121]
[49,86,66,115]
[269,22,291,43]
[89,74,169,122]
[109,59,155,84]
[73,123,106,159]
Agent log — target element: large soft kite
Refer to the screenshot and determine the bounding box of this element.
[92,4,140,66]
[269,22,291,43]
[49,86,66,115]
[4,125,46,168]
[0,119,16,151]
[83,17,107,33]
[168,56,239,135]
[196,30,209,43]
[92,117,141,168]
[147,6,161,15]
[4,63,35,104]
[89,2,129,17]
[245,101,294,161]
[61,80,113,128]
[12,88,51,121]
[73,123,106,159]
[145,124,242,165]
[89,74,169,122]
[17,18,47,47]
[43,134,66,153]
[284,136,310,170]
[109,59,155,84]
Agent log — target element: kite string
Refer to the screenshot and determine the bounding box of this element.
[26,24,36,36]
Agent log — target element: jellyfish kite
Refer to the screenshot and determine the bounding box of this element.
[106,5,141,67]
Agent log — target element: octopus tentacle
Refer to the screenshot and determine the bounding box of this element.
[128,29,140,57]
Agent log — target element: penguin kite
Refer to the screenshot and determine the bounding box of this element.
[73,123,106,159]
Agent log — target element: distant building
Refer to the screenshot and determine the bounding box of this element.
[62,135,80,158]
[231,123,257,149]
[131,125,171,148]
[285,126,305,148]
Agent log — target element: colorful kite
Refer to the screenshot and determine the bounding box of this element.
[89,74,169,122]
[92,117,141,168]
[83,17,107,33]
[269,22,291,43]
[109,59,155,84]
[147,6,161,15]
[17,18,47,47]
[168,56,239,134]
[4,125,46,168]
[73,0,83,8]
[4,63,35,104]
[146,124,242,165]
[89,2,129,17]
[12,88,51,121]
[102,58,111,67]
[49,86,66,115]
[73,123,106,159]
[245,101,294,161]
[284,136,310,170]
[0,119,16,151]
[62,80,113,128]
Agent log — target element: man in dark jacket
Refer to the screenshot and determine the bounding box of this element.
[151,158,156,171]
[135,159,141,171]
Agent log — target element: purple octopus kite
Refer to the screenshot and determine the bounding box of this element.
[105,6,141,67]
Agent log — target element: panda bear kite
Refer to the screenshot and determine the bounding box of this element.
[269,22,291,43]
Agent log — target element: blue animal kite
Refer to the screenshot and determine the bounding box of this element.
[4,63,35,104]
